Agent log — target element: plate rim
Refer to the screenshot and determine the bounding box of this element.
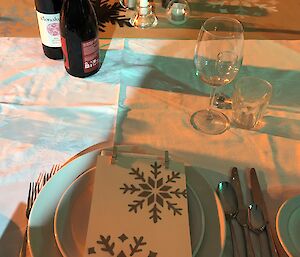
[28,143,108,257]
[276,194,300,257]
[53,167,206,257]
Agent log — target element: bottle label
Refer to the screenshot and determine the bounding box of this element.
[81,38,99,73]
[36,11,61,48]
[61,37,70,69]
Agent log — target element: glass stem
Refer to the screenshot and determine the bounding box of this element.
[207,86,217,120]
[209,86,217,108]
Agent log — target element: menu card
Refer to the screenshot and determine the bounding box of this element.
[84,153,192,257]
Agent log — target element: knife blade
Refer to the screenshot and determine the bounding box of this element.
[231,167,248,225]
[231,167,255,257]
[250,168,279,257]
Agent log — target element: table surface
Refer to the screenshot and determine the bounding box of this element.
[0,0,300,257]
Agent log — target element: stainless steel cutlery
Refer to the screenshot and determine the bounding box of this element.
[216,181,240,257]
[19,164,61,257]
[217,167,280,257]
[250,168,279,257]
[231,167,255,257]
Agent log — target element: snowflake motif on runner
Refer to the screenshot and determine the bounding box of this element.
[120,161,187,223]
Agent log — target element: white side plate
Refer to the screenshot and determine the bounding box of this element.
[276,194,300,257]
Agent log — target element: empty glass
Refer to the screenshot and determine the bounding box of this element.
[232,77,272,129]
[191,16,244,135]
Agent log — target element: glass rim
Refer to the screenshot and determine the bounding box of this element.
[234,76,273,98]
[235,76,272,88]
[201,16,244,39]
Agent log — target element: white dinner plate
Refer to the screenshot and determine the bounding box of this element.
[28,144,226,257]
[276,195,300,257]
[54,167,205,257]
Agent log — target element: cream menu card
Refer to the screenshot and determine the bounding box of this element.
[84,154,192,257]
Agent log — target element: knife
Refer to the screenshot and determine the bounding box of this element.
[250,168,279,257]
[231,167,255,257]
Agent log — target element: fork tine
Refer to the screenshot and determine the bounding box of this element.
[36,173,43,189]
[26,183,32,206]
[25,183,32,218]
[53,165,57,175]
[50,165,55,176]
[26,183,34,219]
[37,173,43,182]
[51,164,61,176]
[45,173,50,183]
[33,182,39,201]
[43,174,47,185]
[24,165,60,219]
[30,182,35,204]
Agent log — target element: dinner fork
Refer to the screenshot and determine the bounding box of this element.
[19,173,45,257]
[19,164,61,257]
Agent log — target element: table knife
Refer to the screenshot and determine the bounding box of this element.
[231,167,255,257]
[250,168,279,257]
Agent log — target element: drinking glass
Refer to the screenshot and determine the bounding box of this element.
[191,16,244,135]
[232,77,272,129]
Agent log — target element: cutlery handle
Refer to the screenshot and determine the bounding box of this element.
[243,226,255,257]
[19,226,28,257]
[230,220,240,257]
[266,225,279,257]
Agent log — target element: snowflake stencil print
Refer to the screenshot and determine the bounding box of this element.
[85,155,191,257]
[87,234,158,257]
[120,161,187,223]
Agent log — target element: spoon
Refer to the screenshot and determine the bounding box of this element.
[216,182,240,257]
[248,203,266,233]
[248,203,269,257]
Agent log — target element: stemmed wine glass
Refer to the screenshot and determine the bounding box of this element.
[191,16,244,135]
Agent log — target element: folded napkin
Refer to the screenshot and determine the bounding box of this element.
[84,154,192,257]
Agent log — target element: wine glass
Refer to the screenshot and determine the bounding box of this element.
[191,16,244,135]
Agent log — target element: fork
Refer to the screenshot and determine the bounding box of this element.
[19,173,45,257]
[19,164,61,257]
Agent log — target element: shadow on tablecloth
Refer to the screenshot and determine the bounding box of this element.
[0,203,25,257]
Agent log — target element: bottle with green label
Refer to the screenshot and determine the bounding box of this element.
[60,0,100,78]
[35,0,63,60]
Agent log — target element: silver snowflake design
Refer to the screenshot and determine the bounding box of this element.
[120,161,187,223]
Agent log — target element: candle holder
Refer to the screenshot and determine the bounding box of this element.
[130,3,158,28]
[166,0,190,25]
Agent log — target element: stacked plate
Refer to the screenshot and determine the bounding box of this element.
[28,145,226,257]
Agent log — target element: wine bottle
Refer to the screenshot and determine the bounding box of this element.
[60,0,100,78]
[35,0,63,60]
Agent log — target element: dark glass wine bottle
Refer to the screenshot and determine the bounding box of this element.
[60,0,100,78]
[35,0,63,60]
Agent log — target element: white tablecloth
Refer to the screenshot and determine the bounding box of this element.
[0,37,299,257]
